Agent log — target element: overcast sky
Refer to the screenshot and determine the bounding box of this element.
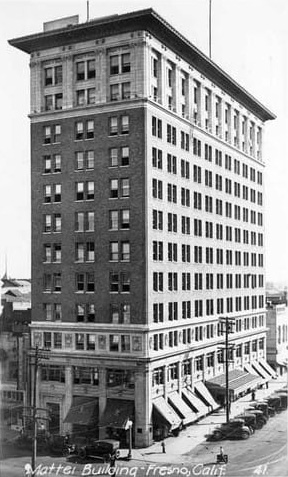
[0,0,287,284]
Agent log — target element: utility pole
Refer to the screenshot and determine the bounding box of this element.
[219,317,235,423]
[29,346,50,473]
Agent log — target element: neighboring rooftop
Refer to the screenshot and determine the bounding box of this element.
[9,8,275,122]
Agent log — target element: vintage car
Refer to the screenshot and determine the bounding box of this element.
[254,400,275,418]
[265,395,282,413]
[77,439,120,462]
[271,393,287,410]
[207,419,252,441]
[243,408,267,428]
[235,413,257,432]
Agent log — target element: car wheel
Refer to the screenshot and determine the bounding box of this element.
[213,431,222,441]
[78,448,87,460]
[62,446,70,457]
[115,450,120,459]
[241,431,250,439]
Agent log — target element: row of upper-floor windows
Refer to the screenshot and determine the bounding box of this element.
[153,242,265,266]
[152,147,263,185]
[152,339,265,377]
[43,271,131,294]
[152,325,265,352]
[152,179,263,209]
[42,116,129,144]
[42,178,130,203]
[152,272,264,292]
[44,54,131,87]
[44,82,134,110]
[43,146,130,174]
[42,209,130,233]
[43,240,131,263]
[43,302,131,324]
[152,210,264,242]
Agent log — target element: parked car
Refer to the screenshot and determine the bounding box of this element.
[207,419,252,441]
[78,439,120,462]
[272,393,287,410]
[63,435,90,457]
[243,408,267,429]
[254,401,275,418]
[266,395,282,413]
[235,413,257,432]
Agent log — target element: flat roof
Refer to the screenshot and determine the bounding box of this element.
[9,8,275,121]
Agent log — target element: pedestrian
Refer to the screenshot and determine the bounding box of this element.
[109,454,116,477]
[161,440,166,453]
[219,446,224,457]
[251,390,256,401]
[266,382,269,389]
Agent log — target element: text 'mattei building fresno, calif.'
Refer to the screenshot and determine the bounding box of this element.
[9,8,275,447]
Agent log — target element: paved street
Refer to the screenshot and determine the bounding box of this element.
[0,410,286,477]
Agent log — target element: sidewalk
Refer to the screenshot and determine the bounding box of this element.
[129,376,287,464]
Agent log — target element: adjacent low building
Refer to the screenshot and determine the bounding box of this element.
[266,290,288,376]
[0,276,31,429]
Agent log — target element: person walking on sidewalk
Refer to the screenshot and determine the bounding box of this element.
[161,441,166,453]
[251,390,256,401]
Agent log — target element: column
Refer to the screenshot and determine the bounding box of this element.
[134,365,153,447]
[62,366,73,435]
[30,58,42,113]
[198,82,206,128]
[62,54,73,109]
[98,367,107,439]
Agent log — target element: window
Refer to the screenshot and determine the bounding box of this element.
[152,147,163,169]
[153,210,163,231]
[121,115,129,134]
[153,241,163,261]
[76,273,94,293]
[43,124,61,144]
[152,116,162,138]
[75,151,94,170]
[153,303,164,323]
[121,178,130,198]
[110,179,118,198]
[53,333,62,349]
[167,212,177,233]
[167,154,177,174]
[153,272,163,292]
[75,120,94,140]
[76,59,95,81]
[152,179,163,200]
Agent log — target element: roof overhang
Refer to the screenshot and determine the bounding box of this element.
[9,8,275,122]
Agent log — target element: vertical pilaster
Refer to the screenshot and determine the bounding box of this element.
[98,367,107,439]
[63,54,73,109]
[134,366,153,447]
[63,365,73,434]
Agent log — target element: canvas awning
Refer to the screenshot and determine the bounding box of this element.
[182,387,208,417]
[99,399,134,429]
[168,391,197,425]
[244,363,258,376]
[205,369,261,396]
[153,397,182,431]
[194,381,219,410]
[259,359,277,378]
[64,397,98,425]
[251,361,270,381]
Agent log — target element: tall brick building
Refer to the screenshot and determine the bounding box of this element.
[10,9,275,446]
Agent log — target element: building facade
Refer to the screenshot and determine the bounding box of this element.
[0,277,31,428]
[266,291,288,375]
[10,9,275,446]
